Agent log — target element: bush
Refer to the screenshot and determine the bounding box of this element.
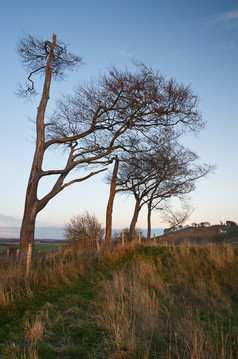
[64,212,104,248]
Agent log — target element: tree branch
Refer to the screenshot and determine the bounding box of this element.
[61,168,108,189]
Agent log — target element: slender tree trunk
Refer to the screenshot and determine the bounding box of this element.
[129,198,142,242]
[147,202,152,241]
[105,158,119,245]
[19,34,56,259]
[19,204,38,258]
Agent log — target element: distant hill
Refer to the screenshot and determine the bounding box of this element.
[159,225,238,246]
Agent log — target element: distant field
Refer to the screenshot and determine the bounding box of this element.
[0,242,65,253]
[0,245,9,252]
[34,242,65,252]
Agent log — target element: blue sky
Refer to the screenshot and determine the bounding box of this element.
[0,0,237,238]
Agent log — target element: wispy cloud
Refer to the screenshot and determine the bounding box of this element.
[0,227,20,238]
[0,213,21,227]
[0,226,64,239]
[0,213,62,228]
[119,47,134,57]
[207,9,238,29]
[0,213,65,238]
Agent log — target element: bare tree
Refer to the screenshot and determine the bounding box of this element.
[104,134,157,244]
[161,201,194,234]
[113,140,212,241]
[102,59,207,244]
[104,132,172,244]
[18,34,82,257]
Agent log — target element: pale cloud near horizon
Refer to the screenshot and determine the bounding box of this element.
[0,227,20,238]
[0,213,65,238]
[0,213,64,238]
[0,213,63,228]
[0,226,64,239]
[207,9,238,28]
[0,213,21,227]
[119,47,134,57]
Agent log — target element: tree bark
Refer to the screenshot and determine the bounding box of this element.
[20,34,56,259]
[147,202,152,241]
[105,158,119,245]
[129,197,142,242]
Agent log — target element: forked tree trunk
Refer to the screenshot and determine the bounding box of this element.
[129,198,142,242]
[105,158,119,245]
[19,34,56,259]
[147,202,152,241]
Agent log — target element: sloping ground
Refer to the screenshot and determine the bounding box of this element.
[159,225,238,246]
[0,245,237,358]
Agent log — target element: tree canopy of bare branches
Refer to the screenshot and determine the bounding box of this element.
[16,33,82,98]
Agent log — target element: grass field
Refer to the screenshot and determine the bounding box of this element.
[0,243,237,358]
[0,242,64,253]
[0,245,9,252]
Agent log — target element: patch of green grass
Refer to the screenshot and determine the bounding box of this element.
[33,243,65,252]
[0,245,10,252]
[0,243,64,255]
[96,245,238,358]
[0,276,98,358]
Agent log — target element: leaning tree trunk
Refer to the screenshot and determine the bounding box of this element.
[105,158,119,245]
[147,202,152,241]
[129,198,142,242]
[20,34,56,259]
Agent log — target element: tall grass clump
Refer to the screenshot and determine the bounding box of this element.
[96,244,238,358]
[0,241,133,308]
[0,245,99,307]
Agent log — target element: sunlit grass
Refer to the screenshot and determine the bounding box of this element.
[0,242,237,358]
[96,244,238,358]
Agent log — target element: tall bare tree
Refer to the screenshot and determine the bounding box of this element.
[104,132,170,243]
[17,34,82,257]
[102,62,207,244]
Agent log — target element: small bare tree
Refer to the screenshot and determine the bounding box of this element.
[161,201,194,234]
[112,140,212,241]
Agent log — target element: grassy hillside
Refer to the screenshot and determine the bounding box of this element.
[160,225,238,246]
[0,243,237,358]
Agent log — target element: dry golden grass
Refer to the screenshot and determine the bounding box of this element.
[96,262,160,356]
[0,242,132,308]
[0,242,237,358]
[0,245,91,307]
[96,244,238,358]
[25,316,44,347]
